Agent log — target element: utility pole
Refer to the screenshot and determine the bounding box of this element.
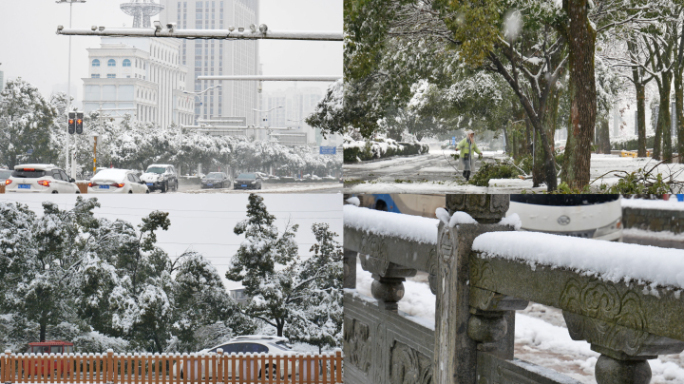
[57,0,86,178]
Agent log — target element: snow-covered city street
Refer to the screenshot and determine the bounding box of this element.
[344,147,684,193]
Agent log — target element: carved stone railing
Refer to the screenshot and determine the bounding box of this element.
[344,194,684,384]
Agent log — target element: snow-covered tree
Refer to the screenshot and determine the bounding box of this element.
[0,78,60,169]
[285,223,343,353]
[226,194,301,337]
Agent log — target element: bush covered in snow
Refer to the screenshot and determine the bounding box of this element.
[343,134,429,163]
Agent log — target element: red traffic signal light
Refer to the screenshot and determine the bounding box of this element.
[68,112,76,134]
[76,112,84,134]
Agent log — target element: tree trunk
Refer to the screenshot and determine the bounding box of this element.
[636,83,647,157]
[40,322,47,342]
[597,118,611,154]
[629,40,648,157]
[676,67,684,161]
[662,74,673,163]
[561,0,597,190]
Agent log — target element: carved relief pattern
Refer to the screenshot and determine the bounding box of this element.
[343,317,371,373]
[469,256,497,292]
[560,279,650,355]
[389,341,433,384]
[374,322,386,384]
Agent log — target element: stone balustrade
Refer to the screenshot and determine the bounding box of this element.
[343,194,684,384]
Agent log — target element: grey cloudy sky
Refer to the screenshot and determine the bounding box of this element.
[0,193,343,290]
[0,0,341,103]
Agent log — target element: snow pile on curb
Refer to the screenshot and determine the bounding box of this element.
[343,205,439,244]
[622,197,684,211]
[473,231,684,289]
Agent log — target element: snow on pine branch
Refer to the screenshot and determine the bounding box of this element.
[473,231,684,290]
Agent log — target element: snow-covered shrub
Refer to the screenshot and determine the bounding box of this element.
[73,331,129,353]
[343,134,429,163]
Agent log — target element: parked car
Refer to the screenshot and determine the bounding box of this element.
[140,164,178,193]
[234,173,262,190]
[5,164,80,194]
[172,336,301,380]
[201,172,230,189]
[88,169,149,194]
[506,195,623,241]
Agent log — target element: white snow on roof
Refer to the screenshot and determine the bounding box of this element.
[622,197,684,211]
[14,164,58,170]
[92,169,130,182]
[343,205,439,244]
[473,231,684,289]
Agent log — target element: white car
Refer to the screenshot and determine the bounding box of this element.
[506,195,623,241]
[4,164,80,194]
[173,336,303,380]
[140,164,178,193]
[88,169,149,194]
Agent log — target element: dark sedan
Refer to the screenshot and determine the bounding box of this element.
[201,172,230,189]
[234,173,262,190]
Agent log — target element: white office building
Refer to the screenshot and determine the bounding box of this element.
[159,0,260,125]
[82,37,194,128]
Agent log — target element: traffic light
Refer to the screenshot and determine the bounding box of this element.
[76,112,84,134]
[68,112,75,134]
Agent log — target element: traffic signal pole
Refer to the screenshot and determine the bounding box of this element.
[66,1,72,176]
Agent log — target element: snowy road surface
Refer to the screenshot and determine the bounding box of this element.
[174,181,342,194]
[355,262,684,383]
[344,151,684,193]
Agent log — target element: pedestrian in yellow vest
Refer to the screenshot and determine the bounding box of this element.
[454,130,483,181]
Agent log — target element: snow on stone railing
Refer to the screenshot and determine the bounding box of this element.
[344,195,684,384]
[469,230,684,384]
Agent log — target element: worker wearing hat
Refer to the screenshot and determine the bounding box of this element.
[454,130,483,181]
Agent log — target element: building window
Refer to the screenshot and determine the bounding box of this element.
[108,59,116,67]
[92,59,100,67]
[107,74,116,78]
[123,59,131,67]
[91,74,100,78]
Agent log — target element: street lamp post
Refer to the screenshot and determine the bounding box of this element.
[184,84,221,123]
[57,0,86,178]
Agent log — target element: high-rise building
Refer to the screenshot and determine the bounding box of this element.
[159,0,259,126]
[82,37,194,128]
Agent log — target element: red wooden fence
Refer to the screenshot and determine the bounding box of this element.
[0,349,343,384]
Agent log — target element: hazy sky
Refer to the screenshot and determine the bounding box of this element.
[0,193,343,290]
[0,0,342,104]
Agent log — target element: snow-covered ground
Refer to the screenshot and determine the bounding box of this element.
[344,152,684,193]
[622,196,684,211]
[354,263,684,383]
[176,182,342,194]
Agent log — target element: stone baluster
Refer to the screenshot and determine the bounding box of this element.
[563,311,684,384]
[360,254,416,311]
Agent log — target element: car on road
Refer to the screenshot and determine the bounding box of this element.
[88,169,149,194]
[172,336,301,381]
[141,164,178,193]
[5,164,80,194]
[201,172,230,189]
[234,173,263,190]
[506,194,623,241]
